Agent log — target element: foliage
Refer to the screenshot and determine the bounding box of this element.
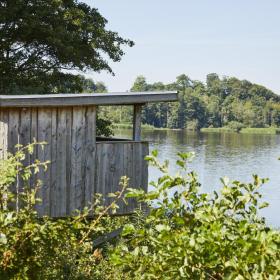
[46,74,108,94]
[96,115,114,137]
[0,143,128,279]
[79,76,107,93]
[1,144,280,279]
[0,0,133,94]
[225,121,245,132]
[110,151,280,279]
[112,74,280,131]
[0,0,125,135]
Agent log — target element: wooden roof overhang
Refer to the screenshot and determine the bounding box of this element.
[0,91,178,141]
[0,91,178,107]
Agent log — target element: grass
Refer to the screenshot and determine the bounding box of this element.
[112,123,172,131]
[113,123,280,135]
[240,127,280,134]
[112,123,134,129]
[200,127,236,133]
[201,127,280,134]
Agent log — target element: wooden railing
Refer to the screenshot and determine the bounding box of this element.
[96,140,149,214]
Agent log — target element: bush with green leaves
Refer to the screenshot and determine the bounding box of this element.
[0,143,127,279]
[111,151,280,280]
[1,144,279,279]
[226,121,245,132]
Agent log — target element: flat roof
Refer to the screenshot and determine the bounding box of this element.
[0,91,178,107]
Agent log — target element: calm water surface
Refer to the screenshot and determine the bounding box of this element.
[115,129,280,227]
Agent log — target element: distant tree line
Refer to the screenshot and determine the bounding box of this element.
[101,74,280,130]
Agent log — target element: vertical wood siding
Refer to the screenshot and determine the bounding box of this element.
[0,107,148,216]
[0,109,8,160]
[0,106,97,217]
[95,141,149,214]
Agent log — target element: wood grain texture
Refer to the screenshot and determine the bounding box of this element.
[50,109,57,217]
[8,109,20,154]
[65,108,72,216]
[1,106,148,217]
[84,106,96,209]
[18,108,32,199]
[95,141,149,215]
[7,109,20,208]
[55,108,68,216]
[70,107,85,213]
[0,91,178,107]
[30,108,38,189]
[0,109,8,160]
[133,104,142,141]
[37,108,52,216]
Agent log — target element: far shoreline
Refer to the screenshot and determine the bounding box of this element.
[113,123,280,135]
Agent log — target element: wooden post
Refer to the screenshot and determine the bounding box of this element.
[133,104,142,141]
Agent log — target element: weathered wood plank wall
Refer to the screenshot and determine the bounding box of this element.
[0,106,97,217]
[0,109,8,159]
[0,107,149,216]
[95,141,149,214]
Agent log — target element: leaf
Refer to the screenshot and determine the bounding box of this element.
[142,246,148,255]
[189,238,195,247]
[0,233,7,244]
[259,202,269,209]
[176,160,185,168]
[122,224,135,236]
[155,224,170,232]
[145,191,159,200]
[221,176,230,186]
[107,193,117,198]
[132,247,140,256]
[125,188,145,198]
[179,266,186,277]
[151,150,158,157]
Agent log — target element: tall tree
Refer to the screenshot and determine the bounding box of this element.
[0,0,133,94]
[130,76,150,92]
[125,74,280,130]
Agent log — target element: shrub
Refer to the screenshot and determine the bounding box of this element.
[111,151,280,279]
[1,145,279,279]
[226,121,245,132]
[186,120,199,131]
[0,143,127,279]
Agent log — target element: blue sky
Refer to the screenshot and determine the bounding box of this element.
[83,0,280,93]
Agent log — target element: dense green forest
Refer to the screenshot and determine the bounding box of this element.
[99,74,280,131]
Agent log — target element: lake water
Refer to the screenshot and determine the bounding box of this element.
[115,129,280,228]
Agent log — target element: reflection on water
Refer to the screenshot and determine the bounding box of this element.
[115,129,280,227]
